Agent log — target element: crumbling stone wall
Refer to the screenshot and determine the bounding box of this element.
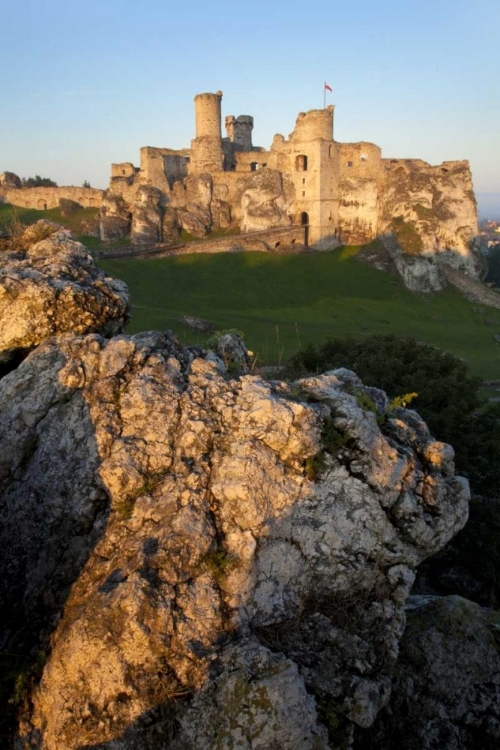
[111,162,136,179]
[0,186,104,210]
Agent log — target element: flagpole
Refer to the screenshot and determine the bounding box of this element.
[323,82,326,109]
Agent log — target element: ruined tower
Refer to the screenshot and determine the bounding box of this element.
[190,91,224,173]
[286,105,339,245]
[225,115,254,151]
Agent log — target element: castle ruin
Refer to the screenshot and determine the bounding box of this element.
[106,90,478,253]
[1,89,478,258]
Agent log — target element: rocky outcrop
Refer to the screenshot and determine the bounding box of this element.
[101,192,131,241]
[0,319,469,747]
[379,233,446,292]
[161,205,180,243]
[241,168,293,232]
[359,595,500,749]
[170,174,213,238]
[176,203,212,237]
[339,178,379,244]
[130,185,164,244]
[0,229,478,748]
[0,222,129,363]
[380,160,480,274]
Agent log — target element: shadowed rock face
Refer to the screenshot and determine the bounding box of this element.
[0,326,469,749]
[0,222,130,364]
[357,595,500,750]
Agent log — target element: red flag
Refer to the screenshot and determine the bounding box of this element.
[324,83,333,92]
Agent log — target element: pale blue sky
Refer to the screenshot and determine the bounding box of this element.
[1,0,499,205]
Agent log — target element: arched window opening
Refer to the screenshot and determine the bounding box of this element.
[295,154,308,171]
[250,162,258,171]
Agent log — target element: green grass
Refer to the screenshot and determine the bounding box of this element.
[0,202,99,238]
[98,247,500,379]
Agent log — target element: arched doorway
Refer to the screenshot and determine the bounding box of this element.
[300,211,309,246]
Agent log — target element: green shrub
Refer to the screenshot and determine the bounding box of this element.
[391,216,424,255]
[199,547,238,583]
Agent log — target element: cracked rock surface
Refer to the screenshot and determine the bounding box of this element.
[0,221,129,362]
[0,324,470,749]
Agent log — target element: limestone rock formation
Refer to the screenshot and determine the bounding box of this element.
[101,191,131,241]
[176,202,212,237]
[380,160,481,275]
[241,168,293,233]
[0,221,129,363]
[0,321,469,747]
[211,183,232,229]
[339,178,379,245]
[360,595,500,749]
[130,185,164,244]
[170,174,213,238]
[161,205,181,244]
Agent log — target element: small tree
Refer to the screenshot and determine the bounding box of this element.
[82,180,91,188]
[22,175,57,188]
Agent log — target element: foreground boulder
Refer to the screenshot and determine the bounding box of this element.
[0,323,469,748]
[0,222,130,363]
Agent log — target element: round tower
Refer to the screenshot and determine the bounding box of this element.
[291,106,334,142]
[194,91,223,139]
[192,91,224,172]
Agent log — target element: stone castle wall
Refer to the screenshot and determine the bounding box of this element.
[338,142,383,180]
[111,163,136,179]
[0,186,104,210]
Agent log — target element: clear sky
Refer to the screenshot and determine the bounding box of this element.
[1,0,499,202]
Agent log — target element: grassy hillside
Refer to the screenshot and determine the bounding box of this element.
[99,248,500,379]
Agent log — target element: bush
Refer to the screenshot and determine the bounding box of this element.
[286,335,481,450]
[21,175,57,188]
[391,216,424,255]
